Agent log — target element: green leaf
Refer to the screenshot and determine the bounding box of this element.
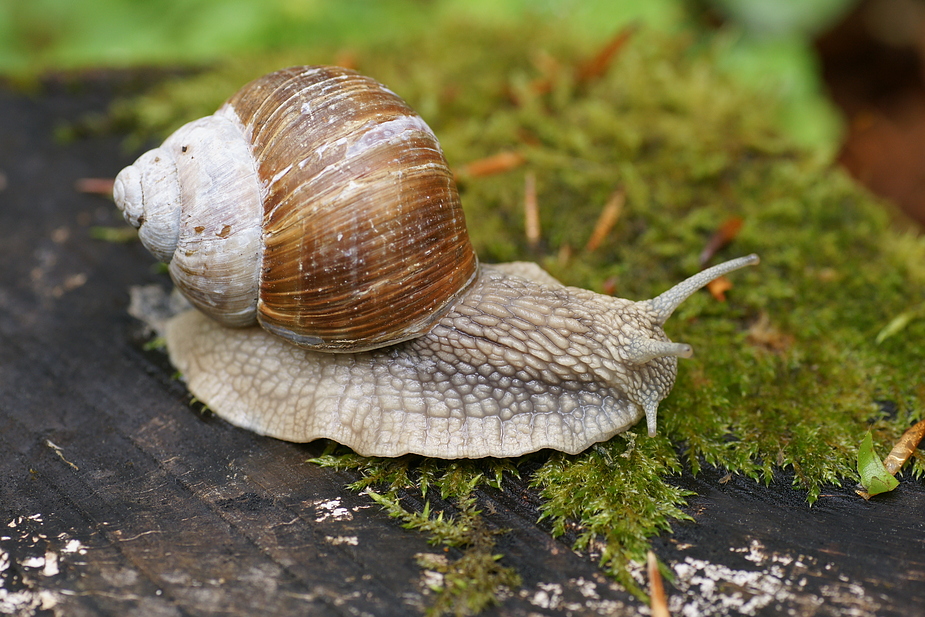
[875,311,916,344]
[857,431,899,497]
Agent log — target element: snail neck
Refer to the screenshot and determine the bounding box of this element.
[422,264,685,440]
[457,258,758,439]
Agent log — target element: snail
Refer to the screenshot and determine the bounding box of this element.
[114,65,759,458]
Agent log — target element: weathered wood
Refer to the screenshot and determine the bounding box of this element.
[0,72,922,617]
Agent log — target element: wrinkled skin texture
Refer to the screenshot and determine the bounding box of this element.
[166,264,681,458]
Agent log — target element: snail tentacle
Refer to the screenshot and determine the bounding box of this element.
[645,254,759,324]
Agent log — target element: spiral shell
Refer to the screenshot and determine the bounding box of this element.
[114,66,478,351]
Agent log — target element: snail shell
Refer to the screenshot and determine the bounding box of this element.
[114,66,477,352]
[115,66,759,458]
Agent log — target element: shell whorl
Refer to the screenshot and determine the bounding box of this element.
[114,65,478,351]
[113,114,265,327]
[226,66,478,351]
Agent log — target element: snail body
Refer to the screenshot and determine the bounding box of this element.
[115,66,758,458]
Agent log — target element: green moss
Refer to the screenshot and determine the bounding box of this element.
[310,449,520,616]
[533,435,693,598]
[116,16,924,612]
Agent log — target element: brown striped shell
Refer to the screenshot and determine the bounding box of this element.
[113,66,478,352]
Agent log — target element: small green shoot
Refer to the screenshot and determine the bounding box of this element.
[876,302,925,344]
[856,431,899,499]
[143,336,167,351]
[90,226,138,243]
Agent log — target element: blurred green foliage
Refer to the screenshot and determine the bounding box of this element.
[0,0,677,72]
[2,0,854,152]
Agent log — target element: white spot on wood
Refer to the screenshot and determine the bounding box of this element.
[0,514,84,616]
[61,538,86,555]
[421,569,444,590]
[519,578,625,615]
[42,552,59,577]
[20,555,45,569]
[670,540,880,616]
[312,498,353,522]
[529,582,564,609]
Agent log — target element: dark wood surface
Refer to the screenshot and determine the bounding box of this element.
[0,72,922,617]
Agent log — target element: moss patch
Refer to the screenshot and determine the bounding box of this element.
[113,17,925,614]
[310,450,521,616]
